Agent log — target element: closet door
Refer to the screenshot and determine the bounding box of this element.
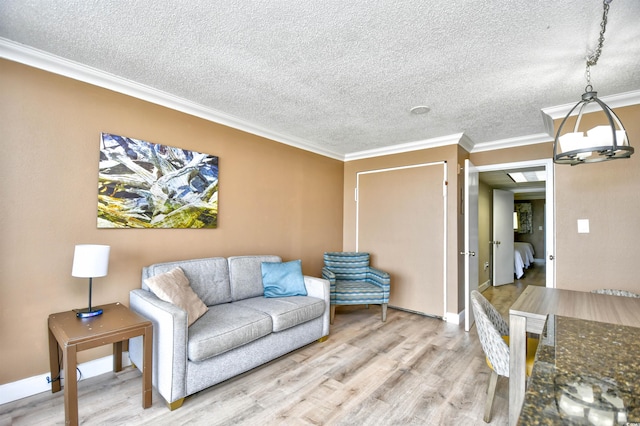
[357,163,445,317]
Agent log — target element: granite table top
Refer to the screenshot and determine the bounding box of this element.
[518,314,640,426]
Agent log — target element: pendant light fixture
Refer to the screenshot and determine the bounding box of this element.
[553,0,633,165]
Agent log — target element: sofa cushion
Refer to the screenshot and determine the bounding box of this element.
[143,257,231,306]
[144,267,208,327]
[228,255,281,301]
[187,303,272,362]
[261,259,307,297]
[234,296,325,332]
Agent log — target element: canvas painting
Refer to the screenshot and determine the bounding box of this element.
[98,133,218,228]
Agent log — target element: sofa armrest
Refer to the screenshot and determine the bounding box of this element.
[303,275,331,337]
[321,267,337,303]
[129,288,189,404]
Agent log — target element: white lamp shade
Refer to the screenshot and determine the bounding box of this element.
[559,132,592,160]
[586,126,627,147]
[559,132,587,152]
[72,245,110,278]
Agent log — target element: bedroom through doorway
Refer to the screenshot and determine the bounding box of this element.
[475,159,554,290]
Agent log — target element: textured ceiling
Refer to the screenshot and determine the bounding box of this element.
[1,0,639,158]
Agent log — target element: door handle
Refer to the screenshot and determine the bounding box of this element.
[460,251,476,256]
[549,255,554,261]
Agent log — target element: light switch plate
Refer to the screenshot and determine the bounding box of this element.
[577,219,590,233]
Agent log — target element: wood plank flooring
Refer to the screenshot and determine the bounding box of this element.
[0,265,545,426]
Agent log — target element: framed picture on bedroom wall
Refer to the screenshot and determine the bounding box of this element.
[97,132,219,229]
[515,202,532,234]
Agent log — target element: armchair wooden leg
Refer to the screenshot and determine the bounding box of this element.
[381,304,387,322]
[330,305,336,324]
[484,370,498,422]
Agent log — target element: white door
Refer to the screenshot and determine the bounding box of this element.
[493,189,514,286]
[464,159,479,331]
[543,166,555,288]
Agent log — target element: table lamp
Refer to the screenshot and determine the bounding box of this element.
[71,244,110,318]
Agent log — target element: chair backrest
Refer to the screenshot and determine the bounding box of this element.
[470,290,510,377]
[591,289,640,298]
[323,252,370,281]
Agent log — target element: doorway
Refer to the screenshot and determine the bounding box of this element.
[464,158,554,329]
[476,159,554,289]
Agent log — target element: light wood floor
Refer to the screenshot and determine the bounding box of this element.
[0,265,545,426]
[482,262,546,318]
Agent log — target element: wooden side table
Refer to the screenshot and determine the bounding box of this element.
[48,302,153,425]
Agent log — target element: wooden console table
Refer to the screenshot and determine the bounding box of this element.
[48,302,153,425]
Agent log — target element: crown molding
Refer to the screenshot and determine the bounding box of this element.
[0,38,344,161]
[345,133,467,161]
[457,133,475,153]
[540,89,640,136]
[472,133,553,153]
[4,38,637,162]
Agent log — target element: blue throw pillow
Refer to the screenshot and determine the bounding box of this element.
[261,260,307,298]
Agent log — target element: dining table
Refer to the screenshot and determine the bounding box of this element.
[507,286,640,426]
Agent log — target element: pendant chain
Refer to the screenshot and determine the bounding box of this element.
[585,0,611,89]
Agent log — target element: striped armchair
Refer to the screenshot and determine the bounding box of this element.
[322,252,391,324]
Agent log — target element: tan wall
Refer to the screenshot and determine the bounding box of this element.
[471,105,640,295]
[343,145,463,314]
[553,104,640,292]
[2,56,638,387]
[471,143,553,166]
[0,60,344,384]
[478,180,492,285]
[515,199,545,259]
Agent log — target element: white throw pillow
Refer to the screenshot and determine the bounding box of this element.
[144,267,208,326]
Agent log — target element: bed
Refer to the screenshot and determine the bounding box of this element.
[514,242,535,279]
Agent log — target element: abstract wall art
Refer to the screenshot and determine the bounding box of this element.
[97,133,218,229]
[515,202,532,234]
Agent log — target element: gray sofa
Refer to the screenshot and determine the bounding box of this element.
[129,255,330,409]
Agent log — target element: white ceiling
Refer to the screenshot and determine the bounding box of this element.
[1,0,639,160]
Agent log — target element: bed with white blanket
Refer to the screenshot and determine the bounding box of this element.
[514,242,535,279]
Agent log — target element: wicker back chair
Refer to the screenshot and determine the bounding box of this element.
[471,290,538,423]
[591,289,640,298]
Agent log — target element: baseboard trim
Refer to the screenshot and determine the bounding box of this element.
[0,352,131,405]
[444,310,464,325]
[478,280,491,293]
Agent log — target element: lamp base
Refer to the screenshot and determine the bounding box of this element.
[75,308,103,318]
